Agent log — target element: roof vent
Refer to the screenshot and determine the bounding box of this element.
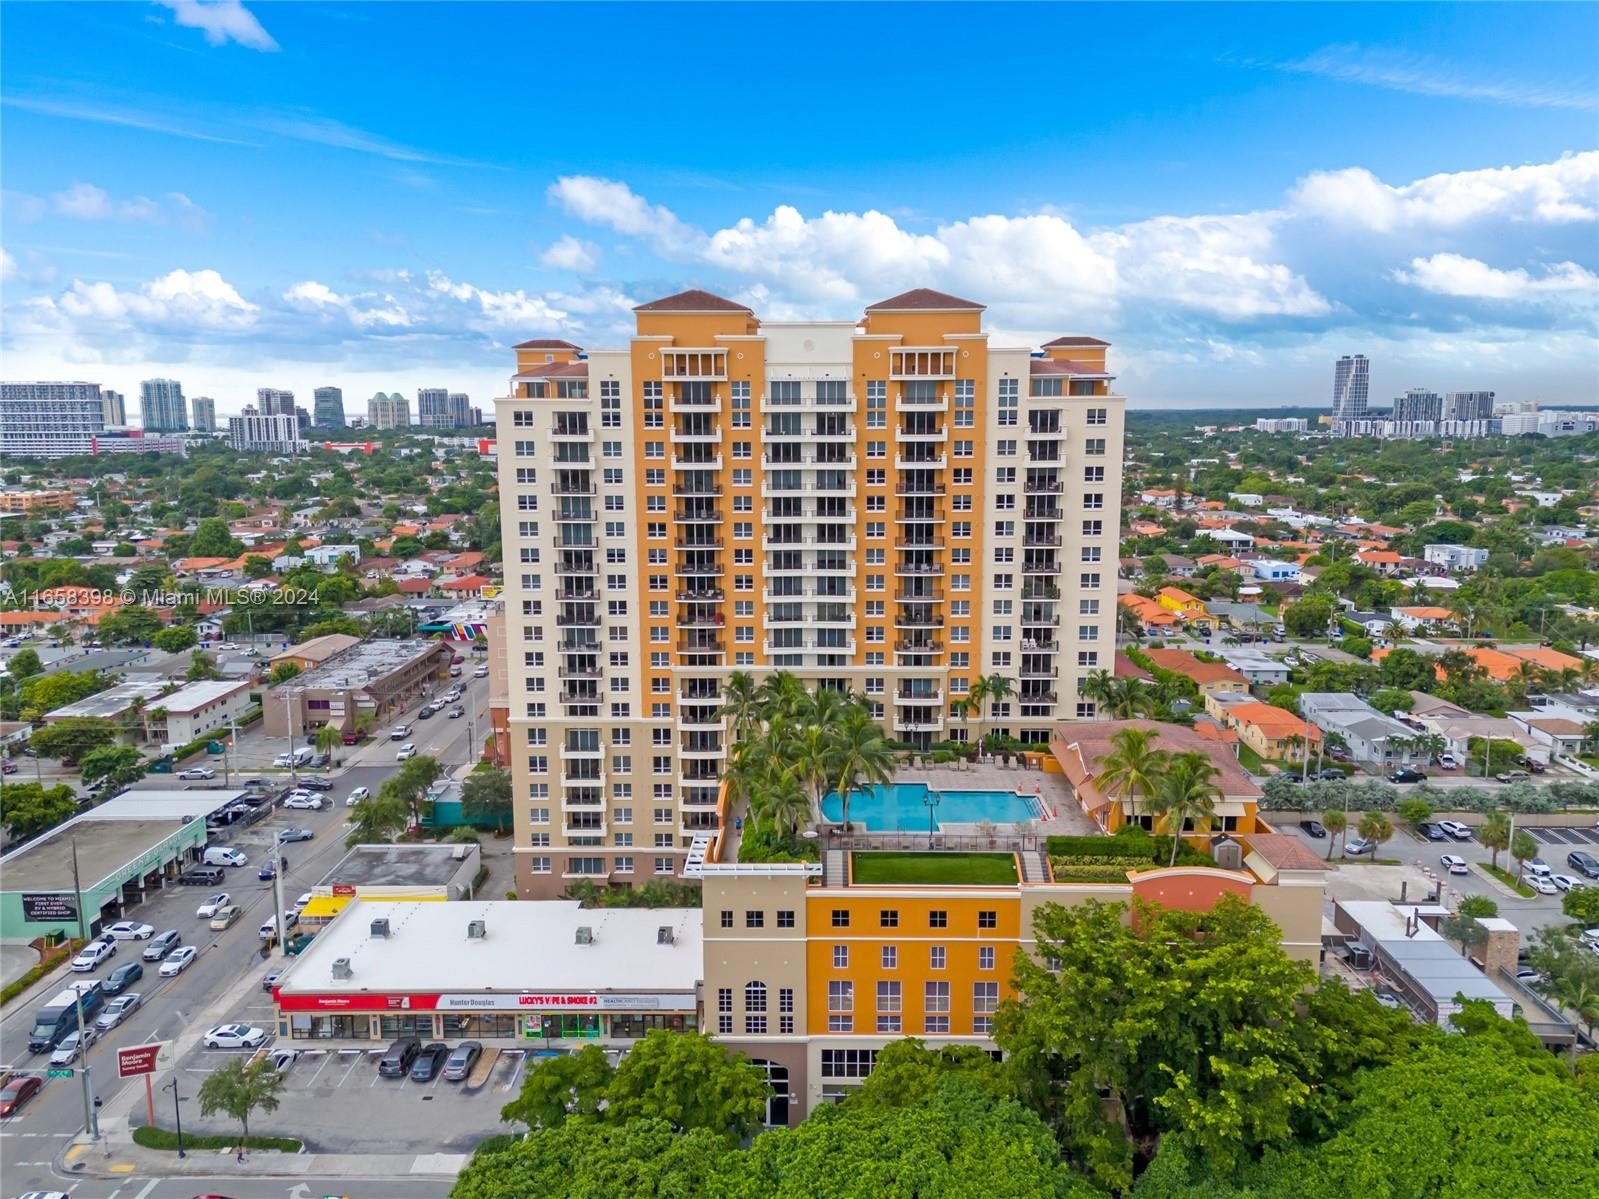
[657,926,675,945]
[467,920,486,940]
[370,917,390,939]
[332,957,353,980]
[575,925,594,945]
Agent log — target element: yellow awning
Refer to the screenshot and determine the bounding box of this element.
[298,896,350,919]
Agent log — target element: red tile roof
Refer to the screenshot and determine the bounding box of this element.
[1241,833,1327,871]
[514,361,590,379]
[513,338,582,350]
[1029,358,1108,377]
[1042,335,1109,347]
[394,578,432,594]
[633,289,751,313]
[864,288,984,312]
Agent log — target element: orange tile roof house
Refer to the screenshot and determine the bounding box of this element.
[1215,702,1319,761]
[1119,593,1180,630]
[1142,647,1250,697]
[1456,645,1583,682]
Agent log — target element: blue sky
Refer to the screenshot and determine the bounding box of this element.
[2,1,1595,415]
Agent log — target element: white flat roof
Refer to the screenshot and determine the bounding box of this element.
[279,900,703,996]
[150,679,249,713]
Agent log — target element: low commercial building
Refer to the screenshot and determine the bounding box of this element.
[263,638,452,737]
[268,633,362,674]
[0,489,76,513]
[1332,901,1513,1027]
[143,679,253,746]
[271,899,701,1045]
[298,842,483,926]
[0,791,246,942]
[1423,544,1489,572]
[44,680,171,738]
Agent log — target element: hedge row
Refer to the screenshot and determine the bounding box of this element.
[0,940,84,1007]
[1048,863,1143,883]
[133,1125,302,1152]
[1260,776,1599,815]
[1045,828,1211,868]
[472,1132,522,1159]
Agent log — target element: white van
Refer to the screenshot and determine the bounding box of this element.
[203,846,248,867]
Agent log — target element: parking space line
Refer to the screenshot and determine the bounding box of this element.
[305,1051,333,1087]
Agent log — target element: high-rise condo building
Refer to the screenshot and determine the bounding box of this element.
[495,289,1126,897]
[101,390,127,427]
[417,388,450,428]
[140,378,188,431]
[449,392,472,428]
[1331,355,1369,421]
[1391,388,1442,423]
[313,386,346,428]
[368,392,410,429]
[190,396,217,432]
[227,412,301,454]
[1,381,107,458]
[1445,390,1495,421]
[257,388,295,417]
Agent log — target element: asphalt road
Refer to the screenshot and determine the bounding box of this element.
[0,1174,452,1198]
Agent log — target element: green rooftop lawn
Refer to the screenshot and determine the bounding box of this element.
[851,852,1018,886]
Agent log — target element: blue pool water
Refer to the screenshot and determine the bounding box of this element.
[820,783,1043,831]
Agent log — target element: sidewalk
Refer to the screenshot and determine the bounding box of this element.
[63,1137,468,1180]
[1,942,42,991]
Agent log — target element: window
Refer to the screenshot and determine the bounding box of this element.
[833,944,849,968]
[881,944,897,969]
[930,945,946,970]
[720,910,733,929]
[880,909,899,928]
[828,980,853,1012]
[973,982,999,1014]
[744,1015,767,1034]
[745,981,767,1013]
[831,909,850,928]
[997,377,1019,425]
[1086,407,1107,426]
[979,946,996,970]
[925,981,951,1012]
[877,980,901,1013]
[717,988,732,1013]
[746,910,765,929]
[820,1049,876,1079]
[718,1014,733,1034]
[779,987,794,1013]
[1084,438,1106,455]
[776,909,795,929]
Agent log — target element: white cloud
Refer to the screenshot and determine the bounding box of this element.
[540,236,601,273]
[284,280,412,328]
[32,268,257,334]
[45,183,213,231]
[1275,44,1598,111]
[155,0,278,52]
[1394,253,1599,301]
[548,177,704,257]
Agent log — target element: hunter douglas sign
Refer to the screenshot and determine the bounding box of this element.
[275,991,697,1012]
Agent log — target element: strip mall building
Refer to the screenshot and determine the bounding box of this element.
[272,832,1324,1125]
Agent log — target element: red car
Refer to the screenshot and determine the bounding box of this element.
[0,761,17,774]
[0,1073,42,1117]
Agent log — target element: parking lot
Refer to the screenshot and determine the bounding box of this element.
[1527,825,1599,847]
[173,1035,527,1154]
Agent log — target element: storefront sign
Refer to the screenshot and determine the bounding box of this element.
[331,884,357,897]
[276,990,696,1013]
[117,1041,173,1078]
[20,893,78,923]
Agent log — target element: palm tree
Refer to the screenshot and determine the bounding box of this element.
[1382,621,1408,645]
[1356,810,1393,859]
[980,674,1014,711]
[1478,811,1511,870]
[761,768,815,840]
[829,708,895,832]
[313,723,342,759]
[1322,809,1347,859]
[790,725,839,825]
[1149,751,1220,865]
[1095,727,1170,832]
[1079,669,1117,711]
[1546,975,1599,1041]
[718,671,762,746]
[756,671,807,722]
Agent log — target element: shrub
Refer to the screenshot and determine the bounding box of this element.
[132,1125,301,1152]
[472,1132,521,1159]
[1048,862,1143,883]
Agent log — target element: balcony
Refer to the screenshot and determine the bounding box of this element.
[894,508,945,524]
[558,765,606,789]
[1024,506,1062,522]
[673,508,724,524]
[550,480,596,496]
[678,742,727,759]
[893,638,943,654]
[1020,612,1062,627]
[897,390,949,411]
[895,452,946,471]
[763,423,807,442]
[557,637,599,654]
[761,478,858,499]
[552,535,597,550]
[676,711,726,731]
[669,425,722,444]
[894,536,944,551]
[555,587,596,601]
[669,392,722,414]
[893,715,946,734]
[1019,691,1058,706]
[661,349,728,382]
[762,638,856,656]
[561,821,609,840]
[1019,664,1059,679]
[676,612,724,629]
[760,391,857,413]
[676,587,724,603]
[763,532,857,552]
[896,424,948,442]
[675,536,724,550]
[893,561,944,577]
[677,637,725,655]
[1023,480,1062,494]
[760,451,857,470]
[555,611,600,627]
[894,585,943,602]
[763,586,854,604]
[671,478,722,497]
[556,664,601,680]
[558,743,604,760]
[1021,582,1060,600]
[1021,560,1061,575]
[889,348,956,380]
[894,610,944,629]
[1020,638,1059,653]
[1023,533,1063,548]
[550,424,594,443]
[896,685,944,703]
[558,687,602,706]
[670,452,722,472]
[673,561,725,577]
[894,479,946,497]
[554,561,599,577]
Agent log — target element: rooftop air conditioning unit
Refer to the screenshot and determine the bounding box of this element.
[657,926,675,945]
[370,918,391,938]
[332,957,353,979]
[575,926,594,945]
[452,844,468,860]
[467,920,486,940]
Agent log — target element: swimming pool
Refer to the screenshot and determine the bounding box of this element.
[820,783,1043,832]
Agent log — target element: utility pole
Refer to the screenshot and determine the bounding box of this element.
[69,839,99,1141]
[272,831,289,958]
[285,692,298,788]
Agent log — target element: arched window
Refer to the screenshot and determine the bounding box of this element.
[744,980,767,1013]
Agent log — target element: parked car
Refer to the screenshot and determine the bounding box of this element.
[1299,819,1327,838]
[0,1073,43,1118]
[208,905,242,931]
[377,1037,421,1078]
[202,846,247,868]
[1521,757,1547,774]
[346,787,370,806]
[1527,874,1559,895]
[259,912,299,940]
[473,665,489,677]
[1496,770,1531,783]
[1437,754,1459,769]
[195,893,231,919]
[292,892,312,911]
[390,724,411,740]
[278,827,315,843]
[177,766,216,780]
[70,940,116,971]
[1415,822,1448,842]
[448,706,465,719]
[1551,875,1587,893]
[1439,854,1469,875]
[103,961,144,993]
[105,921,156,941]
[50,1029,96,1066]
[179,867,226,886]
[297,775,334,791]
[1527,858,1553,877]
[396,743,417,761]
[1388,768,1428,784]
[1439,821,1473,841]
[138,932,181,964]
[204,1023,267,1049]
[410,1042,448,1082]
[1567,851,1599,880]
[262,967,286,992]
[96,993,143,1031]
[283,794,324,810]
[1343,837,1375,857]
[442,1040,482,1081]
[1314,768,1346,781]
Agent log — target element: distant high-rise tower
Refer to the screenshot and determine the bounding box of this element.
[101,389,127,427]
[417,388,450,428]
[140,378,188,431]
[1331,355,1369,421]
[190,396,217,432]
[257,388,295,417]
[368,392,410,429]
[313,386,346,428]
[1445,390,1495,421]
[1392,388,1441,423]
[448,392,471,428]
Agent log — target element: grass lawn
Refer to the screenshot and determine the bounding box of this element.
[1480,863,1537,898]
[1236,744,1270,774]
[851,852,1018,886]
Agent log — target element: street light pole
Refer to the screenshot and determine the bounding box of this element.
[923,790,940,851]
[69,838,99,1141]
[164,1078,186,1157]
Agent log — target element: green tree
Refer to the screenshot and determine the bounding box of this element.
[1321,808,1347,859]
[152,625,198,653]
[501,1044,615,1129]
[1395,795,1432,835]
[7,647,42,679]
[829,706,894,832]
[187,650,223,682]
[0,781,79,838]
[845,1037,1012,1111]
[189,516,243,558]
[461,767,513,833]
[602,1030,769,1141]
[19,670,112,720]
[1094,726,1170,830]
[450,1119,737,1199]
[270,662,302,685]
[241,555,273,579]
[1147,750,1220,865]
[1442,894,1499,949]
[79,745,147,791]
[389,754,443,827]
[1355,810,1393,858]
[1282,595,1335,639]
[312,723,343,758]
[1479,811,1511,870]
[344,787,408,848]
[300,616,362,639]
[196,1057,285,1158]
[95,605,164,645]
[1561,886,1599,926]
[1510,828,1539,880]
[29,717,117,762]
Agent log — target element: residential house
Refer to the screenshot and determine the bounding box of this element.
[1390,606,1455,634]
[304,544,361,568]
[1155,587,1215,634]
[1142,647,1250,700]
[1458,645,1584,684]
[1206,528,1257,549]
[1138,488,1178,508]
[1298,693,1427,769]
[1344,611,1392,638]
[269,633,363,674]
[1210,700,1319,761]
[1227,492,1264,508]
[1118,593,1181,635]
[1251,559,1301,583]
[1219,647,1291,686]
[1354,549,1405,575]
[1152,554,1198,578]
[1424,544,1489,572]
[143,679,253,746]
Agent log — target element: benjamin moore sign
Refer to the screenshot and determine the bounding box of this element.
[20,893,78,922]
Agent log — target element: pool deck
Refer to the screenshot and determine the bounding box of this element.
[881,764,1096,838]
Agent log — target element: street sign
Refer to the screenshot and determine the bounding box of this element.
[46,1068,74,1078]
[116,1040,173,1078]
